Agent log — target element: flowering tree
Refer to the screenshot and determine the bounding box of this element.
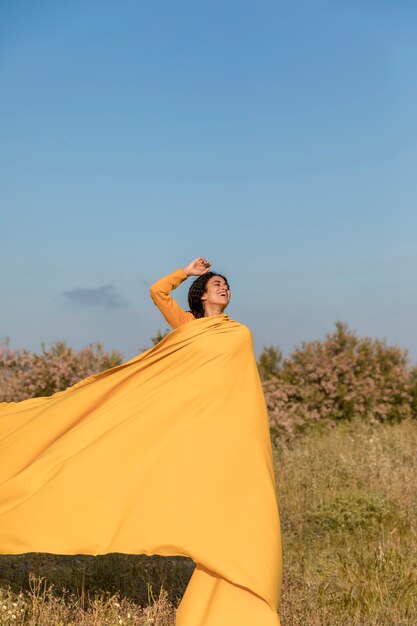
[0,339,123,402]
[260,321,415,437]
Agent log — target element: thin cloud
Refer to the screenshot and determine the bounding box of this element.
[63,284,129,309]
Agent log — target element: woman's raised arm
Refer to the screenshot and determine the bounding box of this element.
[150,258,212,329]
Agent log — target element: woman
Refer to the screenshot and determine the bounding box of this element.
[149,257,282,625]
[0,258,282,626]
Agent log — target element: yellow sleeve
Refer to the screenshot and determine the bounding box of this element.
[149,267,196,329]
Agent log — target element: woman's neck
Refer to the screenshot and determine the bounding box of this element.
[203,303,226,317]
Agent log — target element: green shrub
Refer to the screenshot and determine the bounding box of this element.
[306,489,394,534]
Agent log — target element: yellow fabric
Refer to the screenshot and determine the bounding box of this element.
[0,314,282,625]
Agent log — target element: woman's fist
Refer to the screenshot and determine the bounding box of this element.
[183,257,212,276]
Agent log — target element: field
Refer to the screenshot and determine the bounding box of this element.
[1,418,416,625]
[275,417,417,625]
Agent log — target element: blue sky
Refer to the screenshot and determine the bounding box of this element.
[1,0,416,363]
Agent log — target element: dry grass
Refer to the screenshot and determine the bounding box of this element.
[275,417,417,625]
[0,573,176,625]
[1,418,416,625]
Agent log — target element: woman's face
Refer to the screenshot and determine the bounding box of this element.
[201,275,231,310]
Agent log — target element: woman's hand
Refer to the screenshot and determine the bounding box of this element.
[183,257,211,276]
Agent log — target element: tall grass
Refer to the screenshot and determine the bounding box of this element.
[276,417,417,625]
[1,418,416,625]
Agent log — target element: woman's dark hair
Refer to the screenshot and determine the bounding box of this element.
[187,271,229,319]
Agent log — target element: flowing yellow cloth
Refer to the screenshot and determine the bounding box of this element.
[0,314,282,625]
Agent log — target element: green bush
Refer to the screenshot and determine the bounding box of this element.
[306,489,394,534]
